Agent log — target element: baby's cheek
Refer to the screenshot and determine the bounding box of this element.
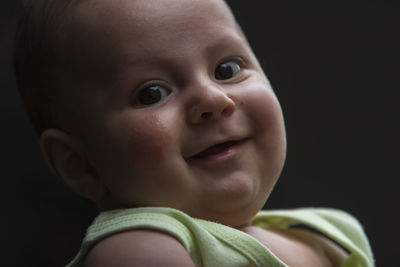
[243,86,283,129]
[125,114,173,165]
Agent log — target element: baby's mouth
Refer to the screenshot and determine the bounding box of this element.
[190,139,245,159]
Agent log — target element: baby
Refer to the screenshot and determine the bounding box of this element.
[14,0,374,266]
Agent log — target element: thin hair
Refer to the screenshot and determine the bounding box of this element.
[14,0,84,135]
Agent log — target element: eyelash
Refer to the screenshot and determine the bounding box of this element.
[132,81,172,107]
[214,59,242,81]
[131,57,246,107]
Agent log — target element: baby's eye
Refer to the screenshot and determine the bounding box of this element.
[214,61,241,80]
[135,85,170,106]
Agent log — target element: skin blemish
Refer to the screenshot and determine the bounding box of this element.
[127,114,172,164]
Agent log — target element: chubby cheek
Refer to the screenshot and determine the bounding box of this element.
[124,114,174,165]
[239,80,287,163]
[240,81,284,133]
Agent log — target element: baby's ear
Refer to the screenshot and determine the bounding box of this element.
[40,129,106,202]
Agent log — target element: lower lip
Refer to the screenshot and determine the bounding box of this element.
[188,139,247,164]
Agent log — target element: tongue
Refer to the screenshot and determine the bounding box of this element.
[194,141,236,158]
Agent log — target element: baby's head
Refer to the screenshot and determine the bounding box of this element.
[15,0,286,226]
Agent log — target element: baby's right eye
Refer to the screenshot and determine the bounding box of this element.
[134,85,171,106]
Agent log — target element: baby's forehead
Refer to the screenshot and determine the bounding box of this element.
[67,0,241,66]
[72,0,235,30]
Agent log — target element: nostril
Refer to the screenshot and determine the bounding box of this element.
[187,89,236,123]
[222,107,230,116]
[201,112,212,120]
[221,102,235,117]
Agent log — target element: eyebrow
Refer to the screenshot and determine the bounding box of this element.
[113,31,250,93]
[124,30,247,66]
[204,31,247,55]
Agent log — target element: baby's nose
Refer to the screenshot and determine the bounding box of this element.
[186,83,235,124]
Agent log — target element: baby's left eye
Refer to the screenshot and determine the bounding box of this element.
[214,61,241,80]
[135,85,170,106]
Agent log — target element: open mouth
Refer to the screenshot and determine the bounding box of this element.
[190,139,246,159]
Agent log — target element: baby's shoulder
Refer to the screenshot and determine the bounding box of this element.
[83,230,195,267]
[245,225,348,267]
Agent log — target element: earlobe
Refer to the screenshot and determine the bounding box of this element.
[40,129,107,202]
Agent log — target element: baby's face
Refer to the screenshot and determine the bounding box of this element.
[72,0,286,226]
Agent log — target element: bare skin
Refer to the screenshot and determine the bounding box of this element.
[84,230,195,267]
[240,226,348,267]
[40,0,348,266]
[84,227,347,267]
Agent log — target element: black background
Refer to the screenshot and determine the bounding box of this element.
[2,0,399,266]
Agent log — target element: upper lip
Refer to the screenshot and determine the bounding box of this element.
[185,136,247,159]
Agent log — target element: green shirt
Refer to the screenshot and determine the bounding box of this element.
[67,207,374,267]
